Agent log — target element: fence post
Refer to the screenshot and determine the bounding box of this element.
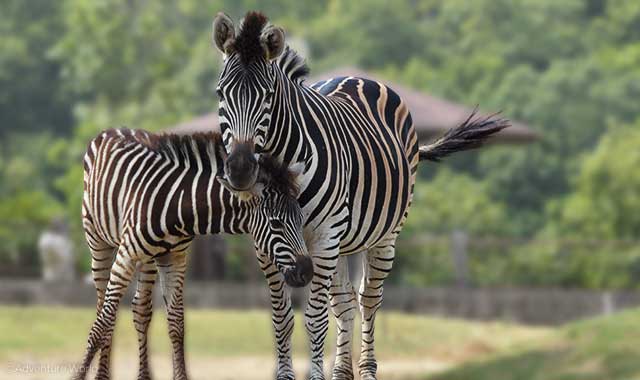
[451,230,470,287]
[602,291,615,315]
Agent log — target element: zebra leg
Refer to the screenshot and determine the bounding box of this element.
[257,249,295,380]
[86,235,116,380]
[156,251,188,380]
[357,237,395,380]
[329,256,356,380]
[132,262,157,380]
[73,246,139,380]
[305,248,339,380]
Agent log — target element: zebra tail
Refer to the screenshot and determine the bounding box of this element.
[418,109,510,162]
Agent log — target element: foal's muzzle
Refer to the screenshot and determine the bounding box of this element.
[283,255,314,288]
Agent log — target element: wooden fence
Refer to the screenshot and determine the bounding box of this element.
[2,279,639,325]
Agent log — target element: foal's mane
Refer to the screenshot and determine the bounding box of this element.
[257,154,300,197]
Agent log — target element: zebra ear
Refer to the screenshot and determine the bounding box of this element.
[289,161,305,190]
[289,162,305,178]
[212,12,236,54]
[260,25,285,61]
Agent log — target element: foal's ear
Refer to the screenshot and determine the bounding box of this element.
[212,12,236,54]
[289,161,306,190]
[260,25,285,61]
[289,162,305,178]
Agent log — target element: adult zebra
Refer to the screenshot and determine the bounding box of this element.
[212,12,509,380]
[73,128,310,380]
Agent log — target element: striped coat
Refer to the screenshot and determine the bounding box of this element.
[73,128,308,380]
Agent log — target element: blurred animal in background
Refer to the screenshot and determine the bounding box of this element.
[72,128,308,380]
[212,11,509,380]
[38,217,75,283]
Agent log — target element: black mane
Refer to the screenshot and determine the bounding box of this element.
[150,131,222,164]
[233,11,268,64]
[278,46,310,82]
[230,12,310,82]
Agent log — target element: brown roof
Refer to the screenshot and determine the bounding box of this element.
[170,67,538,144]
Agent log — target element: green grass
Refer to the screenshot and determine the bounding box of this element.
[0,305,547,363]
[5,306,640,379]
[430,308,640,380]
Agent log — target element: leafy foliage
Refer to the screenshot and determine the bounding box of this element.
[1,0,639,288]
[0,1,74,136]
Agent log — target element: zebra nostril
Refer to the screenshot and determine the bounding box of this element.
[296,256,314,285]
[283,256,313,288]
[224,148,259,190]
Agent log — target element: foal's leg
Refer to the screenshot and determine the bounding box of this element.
[86,235,116,380]
[73,245,140,380]
[305,246,340,380]
[329,255,357,380]
[256,249,295,380]
[132,262,157,380]
[357,236,396,380]
[156,251,189,380]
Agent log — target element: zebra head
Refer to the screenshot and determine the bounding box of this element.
[212,11,285,191]
[219,155,312,288]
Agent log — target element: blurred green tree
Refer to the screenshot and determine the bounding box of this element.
[557,123,640,240]
[1,0,640,287]
[0,1,74,136]
[394,169,507,286]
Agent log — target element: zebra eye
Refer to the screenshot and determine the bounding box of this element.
[216,88,224,100]
[269,219,284,230]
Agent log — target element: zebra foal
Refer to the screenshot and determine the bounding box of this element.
[73,128,311,380]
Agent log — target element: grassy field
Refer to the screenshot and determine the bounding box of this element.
[0,305,550,379]
[2,306,640,379]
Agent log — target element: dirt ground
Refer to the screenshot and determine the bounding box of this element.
[2,354,449,380]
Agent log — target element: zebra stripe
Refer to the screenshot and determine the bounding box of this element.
[73,128,308,380]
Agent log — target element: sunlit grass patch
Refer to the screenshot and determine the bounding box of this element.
[431,308,640,380]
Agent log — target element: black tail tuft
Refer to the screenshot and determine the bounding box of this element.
[418,109,510,162]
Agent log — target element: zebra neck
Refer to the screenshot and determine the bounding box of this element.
[206,183,253,235]
[157,136,252,236]
[179,169,253,236]
[265,69,316,165]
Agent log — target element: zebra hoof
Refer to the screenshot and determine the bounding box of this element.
[93,370,110,380]
[358,359,377,380]
[275,365,295,380]
[71,368,89,380]
[136,372,152,380]
[306,372,325,380]
[331,363,354,380]
[173,371,189,380]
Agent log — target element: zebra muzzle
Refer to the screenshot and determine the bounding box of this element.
[283,255,314,288]
[223,143,259,191]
